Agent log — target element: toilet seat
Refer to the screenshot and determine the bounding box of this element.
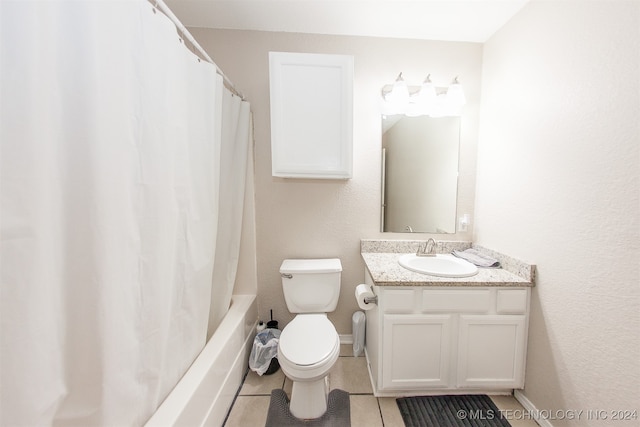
[279,314,339,369]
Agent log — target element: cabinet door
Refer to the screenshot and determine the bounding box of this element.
[457,315,526,388]
[382,314,452,389]
[269,52,353,179]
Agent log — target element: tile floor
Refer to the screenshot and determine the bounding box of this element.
[223,345,538,427]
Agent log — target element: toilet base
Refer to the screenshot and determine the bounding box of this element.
[289,376,329,419]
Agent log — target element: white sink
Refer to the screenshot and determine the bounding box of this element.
[398,253,478,278]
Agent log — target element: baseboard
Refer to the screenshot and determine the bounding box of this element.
[513,390,549,427]
[339,334,353,345]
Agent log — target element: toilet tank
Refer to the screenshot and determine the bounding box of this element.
[280,259,342,313]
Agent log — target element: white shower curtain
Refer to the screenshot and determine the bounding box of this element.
[209,91,252,337]
[0,1,249,425]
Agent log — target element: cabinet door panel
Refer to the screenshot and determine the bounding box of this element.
[457,315,526,388]
[269,52,353,179]
[382,314,451,389]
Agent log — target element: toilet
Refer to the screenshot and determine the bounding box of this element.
[277,258,342,419]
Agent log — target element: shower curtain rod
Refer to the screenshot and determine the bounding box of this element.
[150,0,245,100]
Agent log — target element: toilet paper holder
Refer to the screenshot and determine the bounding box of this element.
[355,284,378,309]
[364,293,378,305]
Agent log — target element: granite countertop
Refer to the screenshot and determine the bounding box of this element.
[361,240,535,287]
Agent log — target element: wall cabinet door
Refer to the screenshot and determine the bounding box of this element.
[382,314,452,389]
[456,315,526,388]
[269,52,353,179]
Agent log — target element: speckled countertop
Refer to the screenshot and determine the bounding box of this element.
[361,239,535,287]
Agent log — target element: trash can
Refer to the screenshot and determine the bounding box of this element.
[352,311,365,357]
[249,328,281,375]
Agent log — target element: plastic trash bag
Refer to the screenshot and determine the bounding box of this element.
[249,328,281,375]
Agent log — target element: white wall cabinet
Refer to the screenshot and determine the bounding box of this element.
[269,52,353,179]
[364,272,530,396]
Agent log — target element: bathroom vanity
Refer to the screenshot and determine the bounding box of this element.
[360,240,535,397]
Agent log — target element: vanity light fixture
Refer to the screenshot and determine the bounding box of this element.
[381,73,466,117]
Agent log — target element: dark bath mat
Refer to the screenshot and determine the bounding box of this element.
[265,388,350,427]
[396,394,511,427]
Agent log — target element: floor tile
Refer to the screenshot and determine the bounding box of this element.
[240,369,285,395]
[378,397,406,427]
[340,343,354,357]
[491,395,540,427]
[349,395,383,427]
[329,357,373,394]
[224,395,270,427]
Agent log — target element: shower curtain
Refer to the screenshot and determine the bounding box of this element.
[209,91,252,338]
[0,1,251,425]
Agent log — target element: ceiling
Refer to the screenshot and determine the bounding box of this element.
[164,0,529,43]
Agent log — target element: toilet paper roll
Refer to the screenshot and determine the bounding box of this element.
[355,284,376,311]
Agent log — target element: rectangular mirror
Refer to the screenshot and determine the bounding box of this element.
[381,115,460,233]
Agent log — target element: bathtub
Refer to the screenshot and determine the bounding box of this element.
[145,295,257,427]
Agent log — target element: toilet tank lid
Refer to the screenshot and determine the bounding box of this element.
[280,258,342,274]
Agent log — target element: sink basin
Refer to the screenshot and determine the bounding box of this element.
[398,253,478,278]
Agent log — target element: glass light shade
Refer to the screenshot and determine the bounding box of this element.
[383,74,410,115]
[446,81,466,107]
[385,76,410,105]
[416,78,437,106]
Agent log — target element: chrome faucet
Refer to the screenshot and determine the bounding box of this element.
[416,238,437,257]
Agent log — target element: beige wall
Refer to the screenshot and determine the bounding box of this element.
[477,1,639,423]
[190,29,483,334]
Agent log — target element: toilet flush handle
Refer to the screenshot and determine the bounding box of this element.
[281,273,293,279]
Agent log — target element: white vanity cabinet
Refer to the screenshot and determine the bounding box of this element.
[364,272,530,396]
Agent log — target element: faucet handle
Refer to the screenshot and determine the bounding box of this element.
[416,238,438,257]
[427,238,437,255]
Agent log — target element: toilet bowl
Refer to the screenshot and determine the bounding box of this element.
[278,258,342,419]
[277,314,340,419]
